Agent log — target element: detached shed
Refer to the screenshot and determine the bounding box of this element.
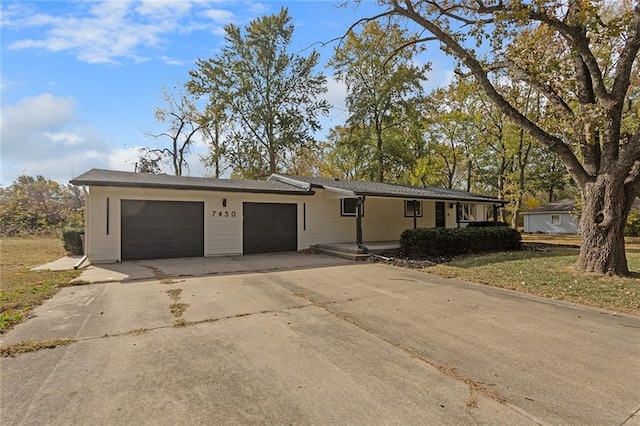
[523,199,579,234]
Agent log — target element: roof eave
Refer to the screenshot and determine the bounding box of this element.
[353,191,505,204]
[70,180,316,196]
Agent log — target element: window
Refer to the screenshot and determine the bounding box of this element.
[458,204,477,221]
[551,214,561,225]
[341,198,362,216]
[404,200,423,217]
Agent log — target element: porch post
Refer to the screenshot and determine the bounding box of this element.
[413,199,417,229]
[493,204,499,223]
[356,196,365,245]
[456,202,461,228]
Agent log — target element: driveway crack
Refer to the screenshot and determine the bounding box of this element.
[620,406,640,425]
[282,288,546,425]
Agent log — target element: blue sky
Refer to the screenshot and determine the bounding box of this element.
[1,0,454,185]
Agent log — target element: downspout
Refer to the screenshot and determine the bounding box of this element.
[356,196,368,253]
[74,255,88,270]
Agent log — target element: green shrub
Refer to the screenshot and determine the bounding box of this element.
[400,226,521,258]
[625,211,640,237]
[62,228,84,255]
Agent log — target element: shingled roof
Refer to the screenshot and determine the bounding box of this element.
[523,199,577,214]
[70,169,314,195]
[271,175,504,204]
[524,198,640,214]
[70,169,504,203]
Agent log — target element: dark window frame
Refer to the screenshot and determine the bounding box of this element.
[340,198,363,217]
[404,200,423,217]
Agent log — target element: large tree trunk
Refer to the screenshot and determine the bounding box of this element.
[576,177,631,275]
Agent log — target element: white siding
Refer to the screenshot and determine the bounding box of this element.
[83,185,500,262]
[85,186,312,263]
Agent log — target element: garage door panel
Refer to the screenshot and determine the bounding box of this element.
[121,200,204,260]
[243,203,297,255]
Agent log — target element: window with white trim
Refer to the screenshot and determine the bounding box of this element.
[458,204,477,221]
[551,214,561,225]
[404,200,423,217]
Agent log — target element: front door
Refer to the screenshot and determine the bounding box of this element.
[435,202,445,228]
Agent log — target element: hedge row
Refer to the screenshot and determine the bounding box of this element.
[400,226,521,258]
[466,221,509,228]
[62,227,84,255]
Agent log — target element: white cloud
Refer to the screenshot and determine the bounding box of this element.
[44,131,84,146]
[0,93,76,143]
[4,1,195,64]
[322,76,347,112]
[2,1,273,64]
[160,55,187,66]
[247,2,269,15]
[202,8,235,23]
[107,146,142,172]
[0,93,114,185]
[135,0,193,18]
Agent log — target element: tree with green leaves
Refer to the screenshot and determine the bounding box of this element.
[200,102,229,179]
[369,0,640,275]
[420,81,483,190]
[329,20,430,182]
[187,8,329,179]
[0,175,83,235]
[142,86,203,176]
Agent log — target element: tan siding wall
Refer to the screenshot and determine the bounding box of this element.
[445,202,458,228]
[362,197,432,240]
[304,192,355,244]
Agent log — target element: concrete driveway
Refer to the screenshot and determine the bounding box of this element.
[2,257,639,425]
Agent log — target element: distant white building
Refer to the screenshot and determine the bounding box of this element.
[523,199,579,234]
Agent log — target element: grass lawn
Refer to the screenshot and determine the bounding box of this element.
[427,235,640,315]
[0,237,80,334]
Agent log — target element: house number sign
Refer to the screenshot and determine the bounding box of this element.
[211,210,237,218]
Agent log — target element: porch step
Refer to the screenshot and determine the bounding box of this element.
[314,243,367,254]
[313,246,371,261]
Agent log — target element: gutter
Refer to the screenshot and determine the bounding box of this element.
[268,174,312,191]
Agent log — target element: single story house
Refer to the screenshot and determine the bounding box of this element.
[70,169,505,263]
[523,199,579,234]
